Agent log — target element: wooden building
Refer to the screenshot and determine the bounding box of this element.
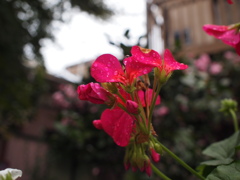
[147,0,240,56]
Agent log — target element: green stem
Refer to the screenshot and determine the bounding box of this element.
[151,163,172,180]
[149,82,161,123]
[229,109,239,132]
[159,143,205,180]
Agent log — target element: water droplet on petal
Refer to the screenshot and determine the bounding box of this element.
[114,71,118,75]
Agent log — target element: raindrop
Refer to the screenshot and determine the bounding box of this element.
[114,71,118,75]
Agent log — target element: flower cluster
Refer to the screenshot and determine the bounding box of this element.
[77,46,188,176]
[203,23,240,55]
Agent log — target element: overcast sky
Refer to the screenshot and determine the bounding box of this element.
[41,0,146,80]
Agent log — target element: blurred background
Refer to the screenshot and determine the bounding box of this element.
[0,0,240,179]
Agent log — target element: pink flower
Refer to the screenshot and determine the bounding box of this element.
[194,54,211,72]
[91,54,153,85]
[203,24,240,55]
[224,51,240,63]
[52,91,70,108]
[155,106,169,116]
[94,108,135,147]
[209,62,223,75]
[127,46,188,76]
[77,82,111,104]
[227,0,233,4]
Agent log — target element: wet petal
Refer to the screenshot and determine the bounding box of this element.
[163,49,188,72]
[77,83,110,104]
[91,54,125,83]
[101,108,134,146]
[127,46,161,66]
[124,57,154,83]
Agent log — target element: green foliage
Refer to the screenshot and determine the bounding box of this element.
[198,131,240,178]
[206,161,240,180]
[219,99,238,115]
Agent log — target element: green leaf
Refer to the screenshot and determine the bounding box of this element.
[203,131,240,160]
[206,161,240,180]
[201,158,234,166]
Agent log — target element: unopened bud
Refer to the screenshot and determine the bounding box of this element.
[154,67,172,85]
[154,143,163,154]
[93,120,103,129]
[126,100,140,114]
[219,98,238,114]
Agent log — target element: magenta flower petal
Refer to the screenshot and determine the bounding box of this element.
[124,57,154,83]
[100,108,134,147]
[91,54,125,83]
[203,24,240,55]
[163,49,188,72]
[203,24,229,37]
[77,83,110,104]
[220,29,240,46]
[128,46,161,66]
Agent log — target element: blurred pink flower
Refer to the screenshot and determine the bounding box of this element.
[60,84,77,98]
[224,51,240,63]
[224,51,236,60]
[227,0,233,4]
[209,62,223,75]
[52,91,70,108]
[155,106,169,116]
[194,54,211,72]
[61,117,72,126]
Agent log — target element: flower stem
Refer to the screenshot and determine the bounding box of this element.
[159,143,205,180]
[229,109,239,132]
[151,163,172,180]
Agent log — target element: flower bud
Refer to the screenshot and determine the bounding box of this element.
[126,100,140,114]
[154,143,163,154]
[150,148,161,162]
[93,120,103,129]
[219,98,238,114]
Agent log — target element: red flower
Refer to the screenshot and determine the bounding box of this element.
[77,82,111,104]
[126,46,188,76]
[227,0,233,4]
[94,108,135,147]
[91,54,153,85]
[203,24,240,55]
